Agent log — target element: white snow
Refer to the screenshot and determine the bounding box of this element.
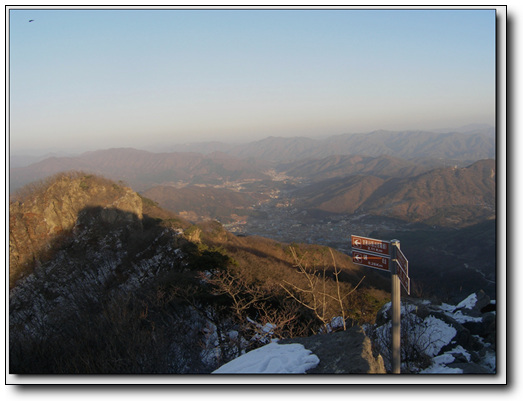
[438,303,457,313]
[444,309,482,323]
[420,345,473,374]
[456,293,477,309]
[416,315,457,357]
[212,342,320,374]
[208,292,495,375]
[374,313,457,363]
[448,345,471,362]
[437,294,483,323]
[330,316,345,330]
[319,316,346,333]
[379,301,417,317]
[247,317,277,344]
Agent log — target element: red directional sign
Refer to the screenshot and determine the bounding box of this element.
[352,250,390,272]
[394,247,410,295]
[351,235,390,256]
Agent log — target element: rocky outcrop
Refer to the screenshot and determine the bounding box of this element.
[370,291,496,374]
[9,173,143,287]
[279,326,386,374]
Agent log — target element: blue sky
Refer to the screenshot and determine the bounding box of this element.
[9,7,496,154]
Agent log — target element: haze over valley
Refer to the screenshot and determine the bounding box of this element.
[10,125,497,300]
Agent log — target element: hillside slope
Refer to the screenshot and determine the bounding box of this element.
[293,175,386,215]
[278,154,434,182]
[361,159,495,226]
[9,172,388,374]
[292,159,495,227]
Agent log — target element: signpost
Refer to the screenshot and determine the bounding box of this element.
[352,250,390,271]
[350,235,410,374]
[395,246,410,295]
[351,235,390,256]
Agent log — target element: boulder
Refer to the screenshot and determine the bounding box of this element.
[279,326,386,374]
[473,290,491,313]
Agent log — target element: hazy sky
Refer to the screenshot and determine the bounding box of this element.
[9,7,496,154]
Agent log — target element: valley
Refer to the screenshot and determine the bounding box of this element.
[223,192,421,254]
[149,167,496,302]
[9,128,498,302]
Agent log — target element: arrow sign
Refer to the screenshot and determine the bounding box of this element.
[394,247,410,295]
[352,250,390,271]
[351,235,390,256]
[395,246,408,273]
[396,262,410,295]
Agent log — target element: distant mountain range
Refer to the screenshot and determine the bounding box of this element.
[293,159,495,227]
[152,125,495,159]
[10,149,272,192]
[10,127,495,191]
[226,129,495,162]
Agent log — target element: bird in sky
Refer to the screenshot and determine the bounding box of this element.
[28,19,34,22]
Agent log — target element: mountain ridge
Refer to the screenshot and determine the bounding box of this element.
[293,159,495,227]
[10,148,272,192]
[10,126,495,191]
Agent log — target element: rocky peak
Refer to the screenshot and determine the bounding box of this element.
[9,172,143,287]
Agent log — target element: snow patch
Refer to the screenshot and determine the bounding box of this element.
[419,315,457,357]
[212,342,320,374]
[456,293,477,310]
[444,309,482,323]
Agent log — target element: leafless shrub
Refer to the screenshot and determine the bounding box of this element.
[280,246,365,333]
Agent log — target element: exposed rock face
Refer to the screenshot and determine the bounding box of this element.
[280,326,386,374]
[8,190,197,374]
[370,291,496,374]
[9,173,143,287]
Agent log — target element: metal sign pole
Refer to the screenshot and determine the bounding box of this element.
[390,239,401,374]
[351,234,409,374]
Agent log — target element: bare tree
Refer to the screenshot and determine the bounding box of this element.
[280,246,365,333]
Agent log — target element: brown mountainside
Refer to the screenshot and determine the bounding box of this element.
[293,159,495,227]
[279,154,432,182]
[294,175,386,215]
[361,159,495,225]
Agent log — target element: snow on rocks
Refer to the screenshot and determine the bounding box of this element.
[416,315,457,357]
[456,293,477,309]
[370,290,496,374]
[207,291,495,375]
[212,342,320,374]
